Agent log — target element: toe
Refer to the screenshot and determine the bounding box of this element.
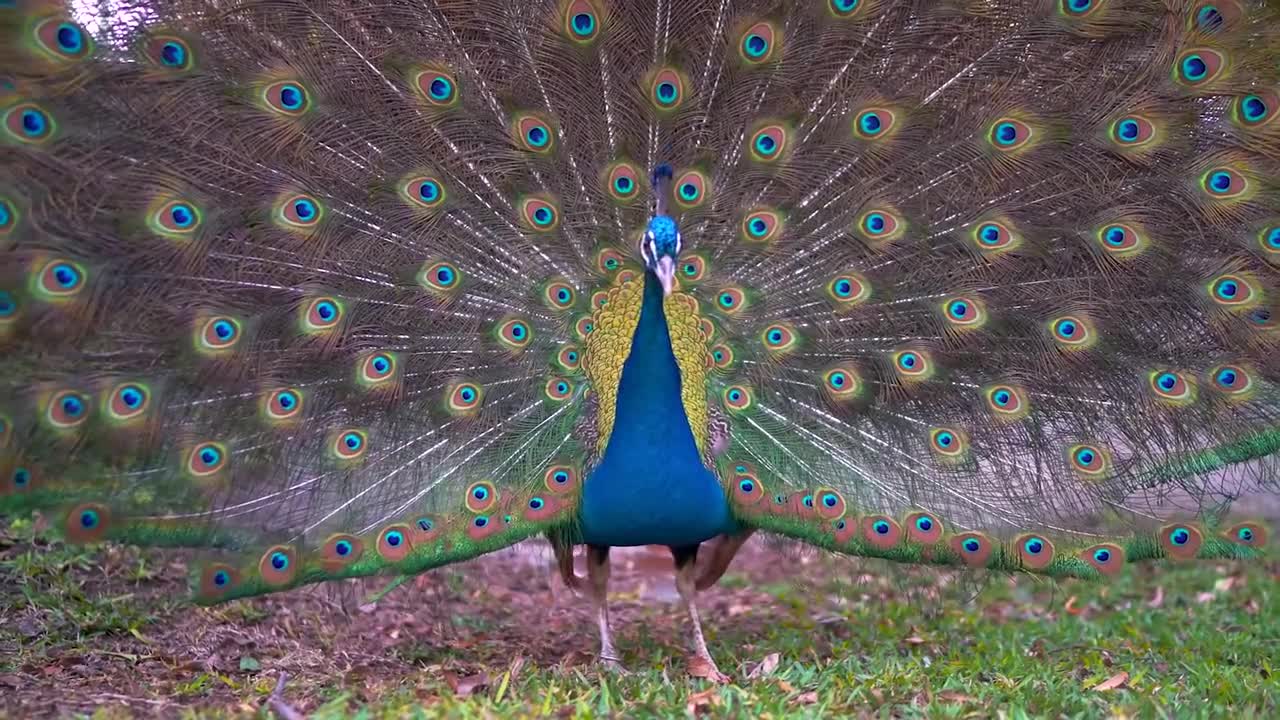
[687,655,730,684]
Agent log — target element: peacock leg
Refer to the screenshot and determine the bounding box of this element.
[672,544,730,683]
[548,530,582,592]
[588,544,625,672]
[695,529,755,591]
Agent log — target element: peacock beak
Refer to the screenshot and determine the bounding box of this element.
[656,256,676,296]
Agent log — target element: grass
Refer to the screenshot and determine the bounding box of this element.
[1,516,1276,718]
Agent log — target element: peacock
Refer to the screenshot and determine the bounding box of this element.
[2,0,1278,684]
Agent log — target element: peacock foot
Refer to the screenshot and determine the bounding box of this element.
[597,653,629,674]
[686,653,731,684]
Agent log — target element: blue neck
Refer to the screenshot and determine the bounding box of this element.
[578,272,734,547]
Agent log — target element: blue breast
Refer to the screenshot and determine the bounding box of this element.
[579,272,736,547]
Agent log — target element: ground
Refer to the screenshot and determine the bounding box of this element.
[0,517,1276,719]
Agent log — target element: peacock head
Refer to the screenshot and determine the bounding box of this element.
[641,214,682,296]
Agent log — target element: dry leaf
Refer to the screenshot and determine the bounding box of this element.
[938,691,976,703]
[1147,586,1164,608]
[746,653,781,680]
[414,686,442,705]
[1064,595,1083,616]
[793,691,819,705]
[686,688,721,715]
[444,672,490,698]
[1091,671,1129,692]
[777,679,796,693]
[903,636,926,645]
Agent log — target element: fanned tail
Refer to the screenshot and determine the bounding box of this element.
[677,0,1280,575]
[0,0,630,602]
[0,0,1276,606]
